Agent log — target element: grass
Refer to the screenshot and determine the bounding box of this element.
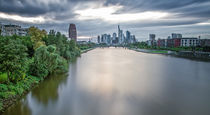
[150,50,168,54]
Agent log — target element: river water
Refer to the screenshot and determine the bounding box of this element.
[3,48,210,115]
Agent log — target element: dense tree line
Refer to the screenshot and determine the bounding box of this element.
[0,27,80,83]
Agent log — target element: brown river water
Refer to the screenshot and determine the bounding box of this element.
[3,48,210,115]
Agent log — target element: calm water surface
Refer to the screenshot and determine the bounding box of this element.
[3,48,210,115]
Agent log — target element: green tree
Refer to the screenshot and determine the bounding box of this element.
[43,30,81,60]
[28,26,47,49]
[0,37,28,82]
[30,45,67,78]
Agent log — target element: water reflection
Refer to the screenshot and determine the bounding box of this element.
[3,96,31,115]
[3,48,210,115]
[31,73,68,105]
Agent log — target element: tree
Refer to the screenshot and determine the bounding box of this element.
[30,45,67,78]
[0,37,28,82]
[28,26,47,49]
[13,35,34,57]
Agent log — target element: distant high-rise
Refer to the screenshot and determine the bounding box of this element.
[126,31,131,43]
[69,23,77,41]
[97,35,100,43]
[113,33,117,41]
[149,34,156,40]
[172,33,182,39]
[118,25,123,44]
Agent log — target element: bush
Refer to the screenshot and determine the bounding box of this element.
[0,73,8,83]
[0,91,16,99]
[0,84,8,92]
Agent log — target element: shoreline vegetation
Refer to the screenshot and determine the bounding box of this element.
[0,27,95,114]
[126,42,210,60]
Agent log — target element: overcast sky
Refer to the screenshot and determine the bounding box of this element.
[0,0,210,41]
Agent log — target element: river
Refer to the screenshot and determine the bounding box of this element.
[3,48,210,115]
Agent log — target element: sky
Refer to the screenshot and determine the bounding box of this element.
[0,0,210,41]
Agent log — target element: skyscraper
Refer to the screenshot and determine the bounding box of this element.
[126,31,131,43]
[113,33,117,41]
[69,23,77,41]
[118,25,123,44]
[149,34,156,40]
[97,35,100,44]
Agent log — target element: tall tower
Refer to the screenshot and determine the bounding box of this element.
[118,25,123,44]
[69,23,77,41]
[118,25,120,44]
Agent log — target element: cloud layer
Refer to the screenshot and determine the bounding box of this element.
[0,0,210,40]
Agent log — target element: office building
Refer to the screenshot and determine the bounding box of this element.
[69,23,77,41]
[181,38,199,47]
[172,33,182,39]
[126,31,131,43]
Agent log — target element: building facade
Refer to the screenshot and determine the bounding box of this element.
[97,35,100,44]
[157,39,166,47]
[174,38,181,47]
[0,24,28,36]
[166,38,174,47]
[126,31,131,43]
[149,34,156,40]
[0,23,6,36]
[69,23,77,41]
[199,39,210,47]
[181,38,199,47]
[147,34,156,46]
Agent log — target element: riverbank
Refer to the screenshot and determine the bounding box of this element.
[81,48,95,53]
[0,76,41,114]
[0,48,95,114]
[130,48,210,60]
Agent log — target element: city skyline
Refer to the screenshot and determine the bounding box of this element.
[0,0,210,41]
[97,25,136,45]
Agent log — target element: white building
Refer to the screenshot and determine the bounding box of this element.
[0,23,6,36]
[1,24,28,36]
[181,38,199,47]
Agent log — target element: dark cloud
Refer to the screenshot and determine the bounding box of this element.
[0,0,210,40]
[0,0,71,16]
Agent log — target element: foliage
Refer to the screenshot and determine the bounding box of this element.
[28,26,47,49]
[0,73,7,83]
[43,30,81,60]
[77,42,96,51]
[0,75,41,100]
[0,29,82,112]
[30,45,67,78]
[16,35,34,57]
[0,36,28,82]
[150,50,168,54]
